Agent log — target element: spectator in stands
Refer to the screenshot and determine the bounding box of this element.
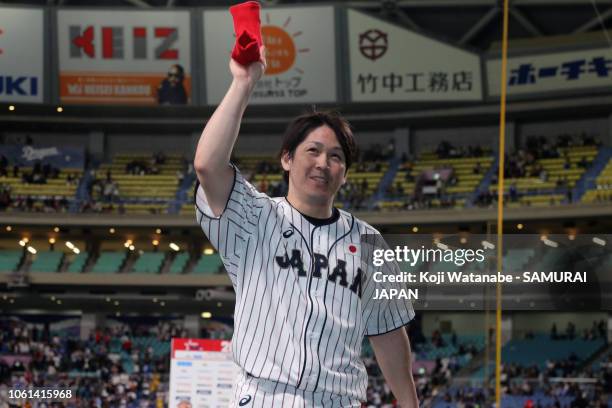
[383,138,396,159]
[0,155,8,177]
[0,184,11,210]
[551,323,558,340]
[566,322,576,340]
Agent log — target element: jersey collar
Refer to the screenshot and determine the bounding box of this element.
[283,197,341,227]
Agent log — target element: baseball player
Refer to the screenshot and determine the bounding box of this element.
[194,43,418,407]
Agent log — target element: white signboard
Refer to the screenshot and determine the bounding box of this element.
[203,6,337,104]
[169,338,240,408]
[0,7,44,103]
[348,9,482,102]
[488,48,612,96]
[57,10,191,105]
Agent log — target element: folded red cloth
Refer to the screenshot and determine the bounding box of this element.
[230,1,262,66]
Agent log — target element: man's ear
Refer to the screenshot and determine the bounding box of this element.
[341,169,348,186]
[281,151,292,172]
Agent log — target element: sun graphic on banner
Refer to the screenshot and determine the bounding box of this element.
[261,14,309,75]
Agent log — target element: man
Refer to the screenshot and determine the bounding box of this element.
[157,64,188,105]
[194,45,418,407]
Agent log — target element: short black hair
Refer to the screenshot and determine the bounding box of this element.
[278,111,357,184]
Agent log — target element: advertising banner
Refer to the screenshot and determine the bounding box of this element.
[0,7,44,103]
[203,6,337,104]
[488,48,612,96]
[0,145,84,169]
[57,10,191,105]
[348,9,482,102]
[169,338,239,408]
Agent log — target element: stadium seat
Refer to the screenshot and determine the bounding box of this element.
[90,252,127,274]
[0,250,23,273]
[169,252,190,274]
[29,251,63,273]
[192,254,223,274]
[131,252,165,274]
[66,252,88,273]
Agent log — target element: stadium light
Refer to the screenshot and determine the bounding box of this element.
[129,245,135,251]
[73,248,80,254]
[540,234,547,241]
[568,234,576,241]
[8,105,14,111]
[412,226,418,233]
[169,243,180,251]
[114,300,119,306]
[593,237,606,246]
[65,241,74,249]
[217,302,223,307]
[201,312,212,319]
[18,240,26,247]
[116,312,121,317]
[543,239,558,248]
[481,240,495,250]
[460,237,467,244]
[6,226,11,232]
[56,107,63,113]
[160,301,166,307]
[9,299,14,304]
[51,296,56,301]
[517,223,524,230]
[155,228,162,234]
[56,299,62,305]
[436,242,449,251]
[109,228,115,234]
[49,238,56,244]
[152,298,158,303]
[203,248,214,255]
[123,242,130,248]
[105,297,111,302]
[152,240,159,246]
[22,237,29,244]
[53,227,60,233]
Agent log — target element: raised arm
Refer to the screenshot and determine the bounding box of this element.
[193,47,266,217]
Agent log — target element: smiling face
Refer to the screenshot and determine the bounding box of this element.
[281,125,348,207]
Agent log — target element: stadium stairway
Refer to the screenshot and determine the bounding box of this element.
[469,155,498,207]
[573,146,612,201]
[171,172,196,214]
[371,156,401,203]
[70,169,94,213]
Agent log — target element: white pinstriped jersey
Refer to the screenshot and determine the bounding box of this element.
[195,166,414,402]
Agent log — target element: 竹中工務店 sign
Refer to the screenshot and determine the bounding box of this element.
[169,338,239,407]
[203,6,337,104]
[348,9,482,102]
[57,10,191,105]
[0,7,44,103]
[488,48,612,96]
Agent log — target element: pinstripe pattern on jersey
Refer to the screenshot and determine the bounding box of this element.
[232,369,362,408]
[195,166,414,402]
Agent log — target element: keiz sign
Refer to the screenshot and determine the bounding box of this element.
[57,10,192,105]
[348,9,482,102]
[0,7,44,103]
